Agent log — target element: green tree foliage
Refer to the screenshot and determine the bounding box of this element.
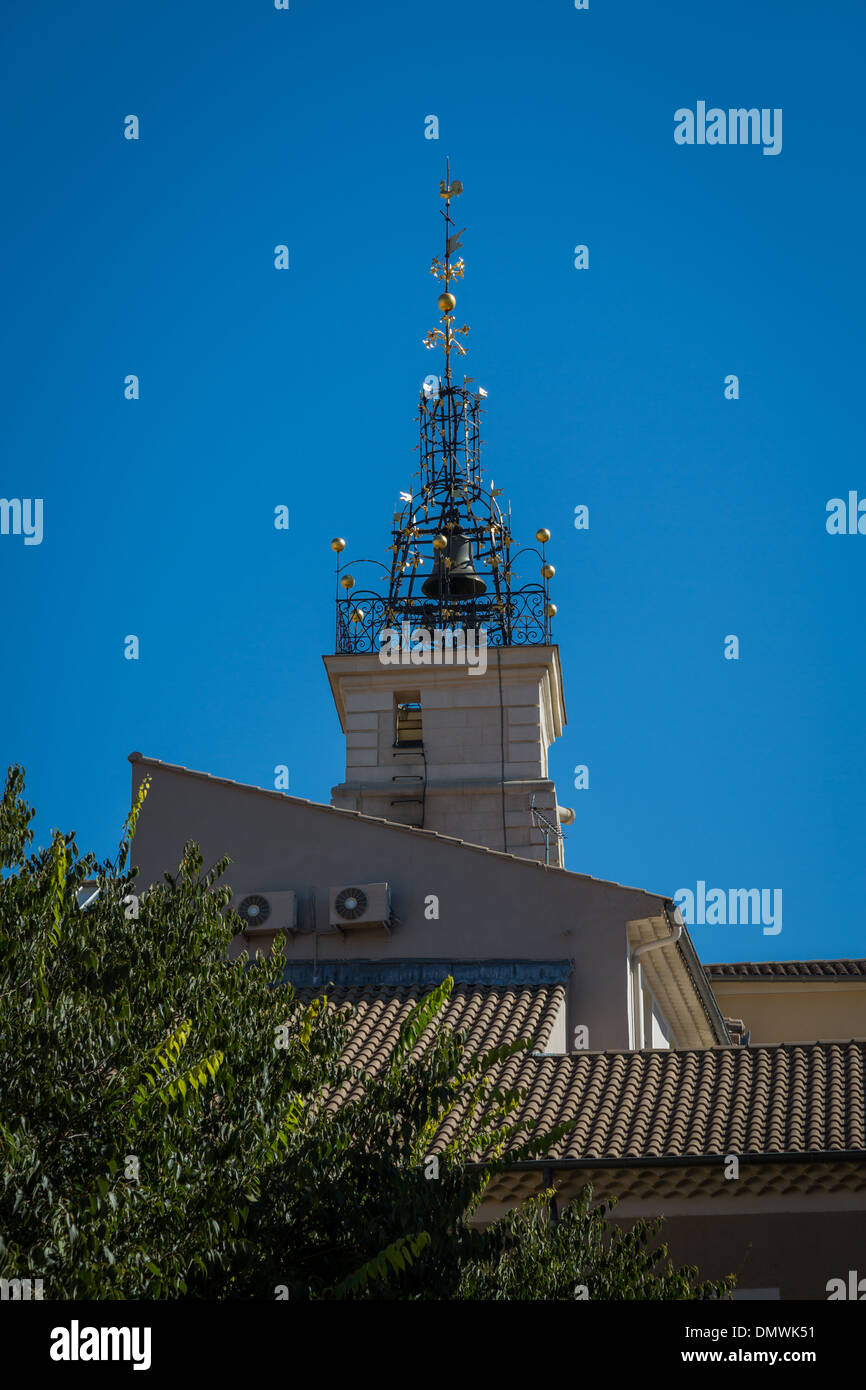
[0,768,732,1300]
[460,1189,730,1300]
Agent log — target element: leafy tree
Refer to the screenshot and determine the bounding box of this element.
[0,767,731,1300]
[460,1188,731,1300]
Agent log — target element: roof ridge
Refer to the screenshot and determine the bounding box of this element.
[517,1039,866,1059]
[127,752,669,897]
[705,959,866,977]
[706,958,866,967]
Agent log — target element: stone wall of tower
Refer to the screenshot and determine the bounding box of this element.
[324,645,569,866]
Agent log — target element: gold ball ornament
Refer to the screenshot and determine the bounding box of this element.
[432,533,448,551]
[331,537,346,552]
[341,575,355,590]
[541,563,556,579]
[349,608,365,623]
[536,528,551,544]
[437,292,457,312]
[545,602,557,618]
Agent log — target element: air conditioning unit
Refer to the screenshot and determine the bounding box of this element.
[232,889,298,936]
[329,882,391,930]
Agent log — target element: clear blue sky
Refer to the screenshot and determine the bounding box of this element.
[2,1,864,962]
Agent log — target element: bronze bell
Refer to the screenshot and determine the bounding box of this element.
[422,529,487,598]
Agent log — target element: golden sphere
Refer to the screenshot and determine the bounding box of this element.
[545,602,557,618]
[330,537,346,552]
[536,528,551,544]
[349,608,365,623]
[341,575,355,590]
[541,563,555,579]
[438,292,456,312]
[432,533,448,551]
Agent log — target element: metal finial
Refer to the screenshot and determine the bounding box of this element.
[423,160,468,383]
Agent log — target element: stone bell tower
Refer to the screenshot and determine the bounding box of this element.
[324,168,572,867]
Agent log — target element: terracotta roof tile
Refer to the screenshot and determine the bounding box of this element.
[287,981,866,1165]
[705,960,866,980]
[474,1041,866,1161]
[292,980,565,1109]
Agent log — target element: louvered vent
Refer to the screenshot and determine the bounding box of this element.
[395,693,423,748]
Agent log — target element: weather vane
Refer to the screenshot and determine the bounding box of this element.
[422,157,470,383]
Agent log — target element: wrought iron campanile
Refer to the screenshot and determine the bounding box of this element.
[332,169,557,654]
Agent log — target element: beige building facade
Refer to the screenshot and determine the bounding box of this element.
[705,960,866,1046]
[325,644,569,866]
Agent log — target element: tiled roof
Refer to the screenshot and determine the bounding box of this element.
[457,1041,866,1162]
[705,960,866,981]
[293,979,565,1090]
[290,972,866,1163]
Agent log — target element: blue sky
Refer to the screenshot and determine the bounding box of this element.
[2,0,863,961]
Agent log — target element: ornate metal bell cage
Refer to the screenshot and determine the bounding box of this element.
[332,170,557,656]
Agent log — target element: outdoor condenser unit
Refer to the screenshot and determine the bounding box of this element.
[232,889,298,935]
[328,882,391,930]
